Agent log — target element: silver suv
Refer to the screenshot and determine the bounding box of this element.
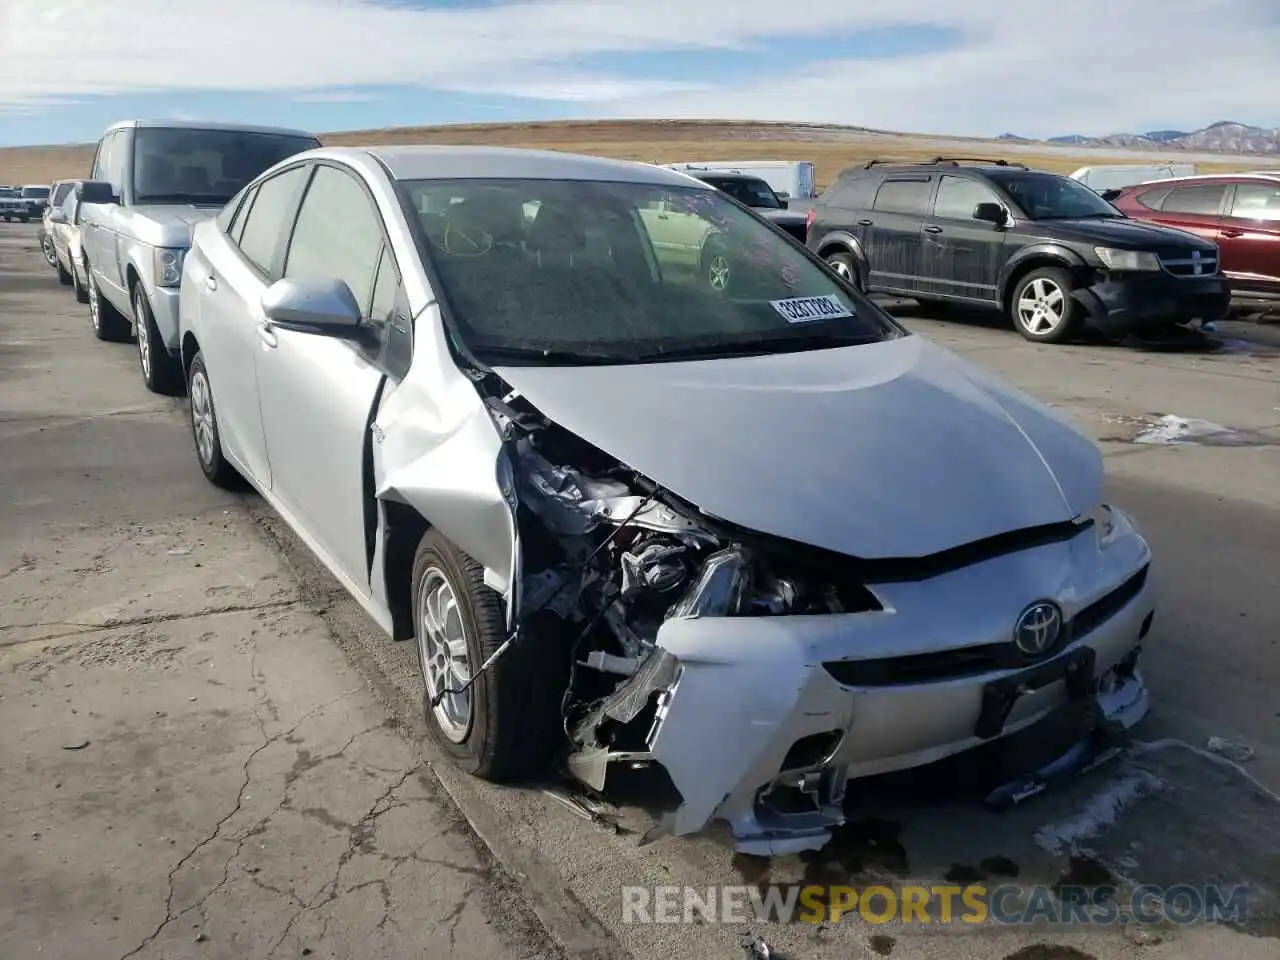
[79,120,321,393]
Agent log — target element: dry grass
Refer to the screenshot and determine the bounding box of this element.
[2,119,1272,189]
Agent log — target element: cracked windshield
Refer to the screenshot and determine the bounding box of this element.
[1,2,1277,959]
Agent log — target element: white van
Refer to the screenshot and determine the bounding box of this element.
[664,161,816,202]
[1069,163,1198,194]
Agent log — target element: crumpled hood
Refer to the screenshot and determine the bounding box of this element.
[495,335,1102,559]
[1041,216,1215,251]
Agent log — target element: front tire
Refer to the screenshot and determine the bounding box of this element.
[1010,267,1079,343]
[42,234,58,268]
[86,263,132,342]
[187,352,244,490]
[71,258,89,304]
[56,260,72,285]
[412,530,564,782]
[133,286,185,395]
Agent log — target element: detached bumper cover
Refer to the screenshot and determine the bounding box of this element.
[1074,273,1231,335]
[634,508,1155,856]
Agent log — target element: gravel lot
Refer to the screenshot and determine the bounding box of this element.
[1,221,1277,960]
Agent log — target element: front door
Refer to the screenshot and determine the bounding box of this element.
[255,163,396,596]
[1219,181,1280,297]
[862,176,933,295]
[919,175,1007,303]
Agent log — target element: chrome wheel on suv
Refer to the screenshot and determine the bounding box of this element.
[1011,267,1078,344]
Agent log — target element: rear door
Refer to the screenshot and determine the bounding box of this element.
[863,176,933,294]
[1218,180,1280,296]
[919,174,1007,303]
[1141,182,1228,245]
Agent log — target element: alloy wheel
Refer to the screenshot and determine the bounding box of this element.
[42,235,56,267]
[416,567,473,743]
[1016,277,1067,335]
[134,293,151,381]
[88,271,101,332]
[708,253,731,292]
[190,369,216,468]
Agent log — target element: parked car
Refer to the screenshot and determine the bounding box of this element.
[806,158,1230,343]
[687,172,810,241]
[1069,163,1197,194]
[47,184,90,302]
[1,185,25,221]
[78,120,322,394]
[39,180,80,268]
[665,161,816,202]
[179,145,1155,856]
[2,184,52,222]
[1108,173,1280,308]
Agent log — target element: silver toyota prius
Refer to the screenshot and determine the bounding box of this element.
[177,145,1155,856]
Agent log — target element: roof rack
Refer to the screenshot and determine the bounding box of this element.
[928,156,1028,169]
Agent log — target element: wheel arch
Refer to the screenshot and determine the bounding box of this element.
[813,232,868,281]
[381,500,432,642]
[180,331,201,379]
[1000,247,1089,313]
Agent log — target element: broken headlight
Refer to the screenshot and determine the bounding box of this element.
[667,545,872,619]
[1077,503,1136,548]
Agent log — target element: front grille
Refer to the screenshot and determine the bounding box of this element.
[1159,250,1218,277]
[822,564,1151,688]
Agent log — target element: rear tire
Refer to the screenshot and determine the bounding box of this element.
[86,263,132,342]
[412,529,565,782]
[825,251,862,290]
[1009,266,1079,344]
[133,285,185,396]
[187,351,244,490]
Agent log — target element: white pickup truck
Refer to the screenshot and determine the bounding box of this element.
[79,120,321,394]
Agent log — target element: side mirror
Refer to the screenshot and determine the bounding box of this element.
[78,180,118,205]
[261,278,364,338]
[48,208,68,225]
[974,202,1009,227]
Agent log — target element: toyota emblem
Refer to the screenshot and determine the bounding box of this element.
[1013,601,1063,658]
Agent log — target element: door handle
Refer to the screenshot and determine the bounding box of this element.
[923,225,943,234]
[257,321,278,349]
[856,218,873,226]
[1221,228,1244,238]
[205,274,218,291]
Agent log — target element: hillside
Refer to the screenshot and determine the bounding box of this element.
[3,119,1278,188]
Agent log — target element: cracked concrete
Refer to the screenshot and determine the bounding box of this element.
[0,227,564,960]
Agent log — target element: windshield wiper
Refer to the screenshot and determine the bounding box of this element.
[637,331,878,361]
[476,345,636,366]
[135,193,233,205]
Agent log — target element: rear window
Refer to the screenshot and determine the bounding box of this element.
[1160,185,1226,216]
[1134,186,1172,210]
[872,179,932,216]
[22,186,49,199]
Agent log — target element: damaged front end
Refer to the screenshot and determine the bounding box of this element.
[483,384,886,855]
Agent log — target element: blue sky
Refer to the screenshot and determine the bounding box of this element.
[2,0,1278,148]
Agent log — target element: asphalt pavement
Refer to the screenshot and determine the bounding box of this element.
[1,221,1278,960]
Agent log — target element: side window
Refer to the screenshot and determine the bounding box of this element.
[237,167,309,277]
[1228,183,1280,222]
[1135,186,1172,210]
[932,176,1002,220]
[103,132,128,198]
[1161,185,1226,216]
[283,165,385,313]
[872,178,932,216]
[229,185,259,244]
[369,246,400,323]
[824,176,873,209]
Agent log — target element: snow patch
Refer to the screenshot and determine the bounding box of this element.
[1134,414,1238,445]
[1033,768,1166,855]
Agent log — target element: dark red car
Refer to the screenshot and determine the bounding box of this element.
[1109,173,1280,307]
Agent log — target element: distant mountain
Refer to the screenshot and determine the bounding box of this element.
[1041,121,1280,155]
[997,132,1031,141]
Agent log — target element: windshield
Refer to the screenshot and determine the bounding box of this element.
[401,178,898,365]
[132,127,320,204]
[704,177,782,209]
[991,172,1122,219]
[22,186,49,198]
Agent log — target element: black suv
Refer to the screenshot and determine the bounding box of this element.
[806,158,1231,343]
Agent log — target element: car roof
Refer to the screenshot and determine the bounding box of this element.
[1126,172,1280,188]
[311,145,709,187]
[102,118,318,139]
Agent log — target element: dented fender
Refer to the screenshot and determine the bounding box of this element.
[371,303,520,615]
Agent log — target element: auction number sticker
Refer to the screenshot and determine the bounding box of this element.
[769,294,854,323]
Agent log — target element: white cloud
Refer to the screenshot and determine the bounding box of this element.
[0,0,1277,136]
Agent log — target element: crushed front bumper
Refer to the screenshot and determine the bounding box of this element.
[610,508,1155,856]
[1074,272,1230,336]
